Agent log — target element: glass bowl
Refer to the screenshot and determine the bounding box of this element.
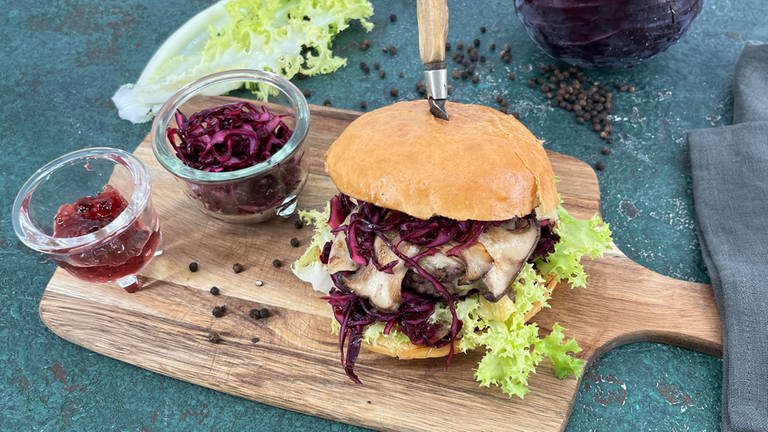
[151,69,310,223]
[12,147,162,292]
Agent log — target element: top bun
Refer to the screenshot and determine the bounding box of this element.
[325,100,558,221]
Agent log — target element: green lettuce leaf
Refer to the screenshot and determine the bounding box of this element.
[536,204,613,288]
[113,0,374,123]
[290,205,334,293]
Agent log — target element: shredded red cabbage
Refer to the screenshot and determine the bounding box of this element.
[325,194,503,383]
[167,101,292,172]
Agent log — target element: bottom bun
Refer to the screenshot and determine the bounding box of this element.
[363,276,559,360]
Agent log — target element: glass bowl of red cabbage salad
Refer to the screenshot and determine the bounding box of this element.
[151,69,310,223]
[12,147,162,293]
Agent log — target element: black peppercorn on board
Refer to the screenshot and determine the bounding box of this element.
[39,98,721,432]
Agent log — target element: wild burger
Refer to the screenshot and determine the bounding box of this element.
[292,101,612,398]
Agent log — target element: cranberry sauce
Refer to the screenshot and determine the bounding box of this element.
[53,185,159,289]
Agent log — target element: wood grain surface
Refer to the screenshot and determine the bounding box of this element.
[39,101,722,432]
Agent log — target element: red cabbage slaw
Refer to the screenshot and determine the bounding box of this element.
[323,194,559,383]
[166,101,292,172]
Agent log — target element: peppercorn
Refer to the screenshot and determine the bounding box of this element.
[479,55,486,64]
[323,99,332,107]
[595,161,605,171]
[398,71,404,78]
[445,42,451,51]
[293,219,304,229]
[212,305,226,318]
[232,262,244,274]
[471,75,479,84]
[188,262,199,272]
[272,259,283,268]
[379,70,386,79]
[290,237,300,248]
[209,286,220,296]
[601,146,612,155]
[302,89,312,98]
[456,42,464,50]
[373,62,380,70]
[259,308,270,318]
[251,337,260,344]
[249,308,262,319]
[473,38,480,47]
[389,14,397,22]
[359,100,367,110]
[390,87,399,97]
[480,26,487,34]
[359,39,370,51]
[207,332,221,344]
[489,42,496,51]
[359,62,370,74]
[383,45,397,55]
[452,69,460,80]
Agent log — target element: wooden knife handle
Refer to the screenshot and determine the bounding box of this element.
[417,0,448,67]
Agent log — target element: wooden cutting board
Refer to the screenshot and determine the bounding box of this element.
[39,100,722,432]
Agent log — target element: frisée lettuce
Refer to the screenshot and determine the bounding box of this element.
[113,0,374,123]
[291,203,612,398]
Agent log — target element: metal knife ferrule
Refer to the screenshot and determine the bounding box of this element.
[424,69,448,100]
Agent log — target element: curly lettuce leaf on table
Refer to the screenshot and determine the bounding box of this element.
[113,0,374,123]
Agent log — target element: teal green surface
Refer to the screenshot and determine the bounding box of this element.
[1,0,765,430]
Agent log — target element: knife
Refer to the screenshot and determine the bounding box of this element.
[417,0,449,120]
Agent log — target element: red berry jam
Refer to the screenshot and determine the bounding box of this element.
[53,185,160,291]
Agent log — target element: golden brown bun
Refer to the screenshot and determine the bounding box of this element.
[325,100,558,221]
[364,276,559,359]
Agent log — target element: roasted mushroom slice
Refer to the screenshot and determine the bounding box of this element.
[344,237,418,311]
[477,218,541,301]
[327,231,360,274]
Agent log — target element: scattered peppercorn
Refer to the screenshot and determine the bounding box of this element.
[359,100,367,110]
[390,87,399,97]
[302,89,312,98]
[359,39,371,50]
[471,75,480,84]
[382,45,397,55]
[293,219,304,229]
[232,263,244,274]
[255,280,264,287]
[290,237,300,248]
[251,337,260,343]
[188,262,199,272]
[480,26,487,34]
[601,146,612,155]
[379,70,386,79]
[452,69,461,80]
[209,286,220,296]
[207,332,221,344]
[595,161,605,171]
[456,42,464,50]
[212,305,226,318]
[398,71,404,78]
[359,61,370,74]
[489,42,496,51]
[259,308,270,318]
[445,42,451,51]
[323,99,332,107]
[249,308,262,319]
[389,14,397,22]
[272,259,283,268]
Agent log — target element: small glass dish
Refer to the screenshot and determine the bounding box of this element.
[12,147,162,293]
[151,69,310,223]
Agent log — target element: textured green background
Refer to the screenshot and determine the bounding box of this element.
[1,0,766,430]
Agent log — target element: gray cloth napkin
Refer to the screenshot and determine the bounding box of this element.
[689,44,768,432]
